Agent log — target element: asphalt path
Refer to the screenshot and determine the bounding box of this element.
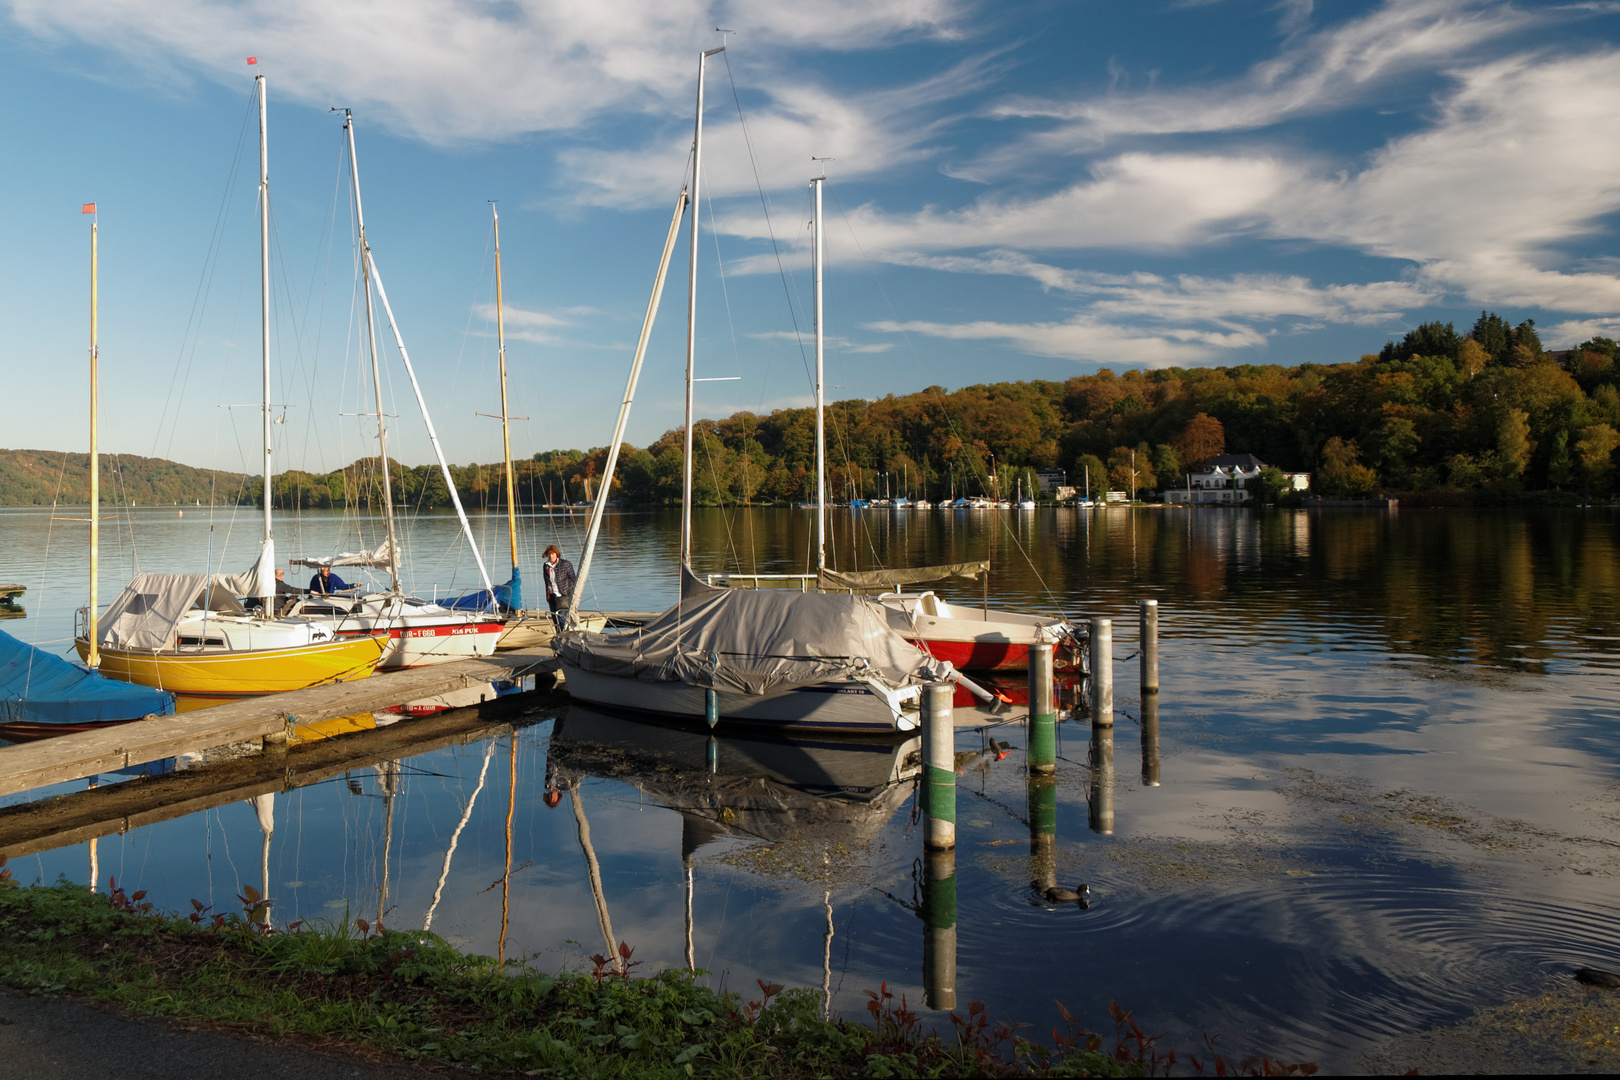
[0,986,434,1079]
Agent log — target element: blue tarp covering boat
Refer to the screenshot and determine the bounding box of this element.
[0,627,175,739]
[444,567,521,614]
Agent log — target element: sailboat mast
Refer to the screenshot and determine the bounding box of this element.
[811,175,826,574]
[682,45,725,568]
[87,208,99,670]
[363,236,497,601]
[493,205,519,583]
[257,74,274,609]
[568,187,688,625]
[343,111,401,593]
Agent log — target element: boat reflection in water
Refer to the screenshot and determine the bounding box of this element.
[548,705,922,848]
[547,705,924,1009]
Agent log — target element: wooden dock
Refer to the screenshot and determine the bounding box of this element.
[0,648,559,799]
[0,690,568,860]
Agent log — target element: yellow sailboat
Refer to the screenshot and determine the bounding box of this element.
[79,637,386,696]
[76,71,387,696]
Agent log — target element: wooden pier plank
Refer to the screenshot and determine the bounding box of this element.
[0,692,569,860]
[0,649,557,799]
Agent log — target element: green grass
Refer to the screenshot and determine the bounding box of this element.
[0,868,1314,1077]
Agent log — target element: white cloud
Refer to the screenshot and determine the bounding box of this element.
[867,315,1263,366]
[806,152,1299,255]
[967,0,1535,178]
[477,303,579,329]
[802,50,1620,318]
[561,51,1001,208]
[858,271,1432,368]
[1542,318,1620,348]
[747,329,892,353]
[470,302,623,347]
[881,255,1435,324]
[2,0,966,144]
[1271,51,1620,310]
[1083,274,1436,326]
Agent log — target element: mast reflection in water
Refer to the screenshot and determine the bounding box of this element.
[547,705,923,1011]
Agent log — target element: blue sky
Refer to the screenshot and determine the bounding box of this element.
[3,0,1620,473]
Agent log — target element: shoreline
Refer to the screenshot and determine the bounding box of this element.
[0,876,1319,1078]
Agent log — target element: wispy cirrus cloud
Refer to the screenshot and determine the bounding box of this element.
[1271,51,1620,311]
[777,47,1620,318]
[1541,318,1620,347]
[867,314,1265,366]
[561,50,1004,208]
[473,302,611,346]
[958,0,1535,181]
[2,0,967,144]
[747,329,893,353]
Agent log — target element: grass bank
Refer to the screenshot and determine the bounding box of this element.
[0,869,1315,1077]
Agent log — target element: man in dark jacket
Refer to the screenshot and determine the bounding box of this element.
[543,544,575,628]
[309,565,351,594]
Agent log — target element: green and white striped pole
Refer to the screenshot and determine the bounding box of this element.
[922,848,957,1010]
[1029,772,1057,894]
[1028,642,1056,773]
[923,683,956,850]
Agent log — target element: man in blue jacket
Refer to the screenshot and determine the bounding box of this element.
[309,565,351,594]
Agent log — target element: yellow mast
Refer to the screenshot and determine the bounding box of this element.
[493,205,518,583]
[88,205,100,670]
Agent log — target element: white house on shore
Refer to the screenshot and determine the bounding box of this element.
[1163,453,1310,504]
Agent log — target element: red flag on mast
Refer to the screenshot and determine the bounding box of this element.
[246,56,257,65]
[82,203,96,214]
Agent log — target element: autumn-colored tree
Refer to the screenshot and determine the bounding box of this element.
[1152,443,1183,484]
[1576,424,1620,492]
[1255,465,1291,504]
[1494,408,1532,481]
[1107,444,1156,498]
[1172,413,1225,468]
[1073,454,1107,499]
[1318,437,1378,497]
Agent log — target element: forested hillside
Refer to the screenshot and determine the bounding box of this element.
[521,311,1620,503]
[10,311,1618,509]
[0,450,249,507]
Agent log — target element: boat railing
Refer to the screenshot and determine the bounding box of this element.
[704,573,818,592]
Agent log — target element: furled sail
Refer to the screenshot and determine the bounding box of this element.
[289,539,398,570]
[817,560,989,594]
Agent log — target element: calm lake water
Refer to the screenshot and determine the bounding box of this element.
[4,503,1620,1071]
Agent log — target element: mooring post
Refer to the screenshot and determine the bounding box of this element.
[922,847,957,1010]
[1089,722,1115,835]
[923,682,956,850]
[1141,694,1161,787]
[1139,599,1159,695]
[1090,617,1113,726]
[1028,771,1057,896]
[1027,642,1056,775]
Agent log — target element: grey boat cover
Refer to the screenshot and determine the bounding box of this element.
[818,560,989,594]
[557,569,954,696]
[97,571,259,651]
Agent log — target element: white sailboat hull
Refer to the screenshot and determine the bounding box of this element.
[295,594,502,669]
[559,663,920,734]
